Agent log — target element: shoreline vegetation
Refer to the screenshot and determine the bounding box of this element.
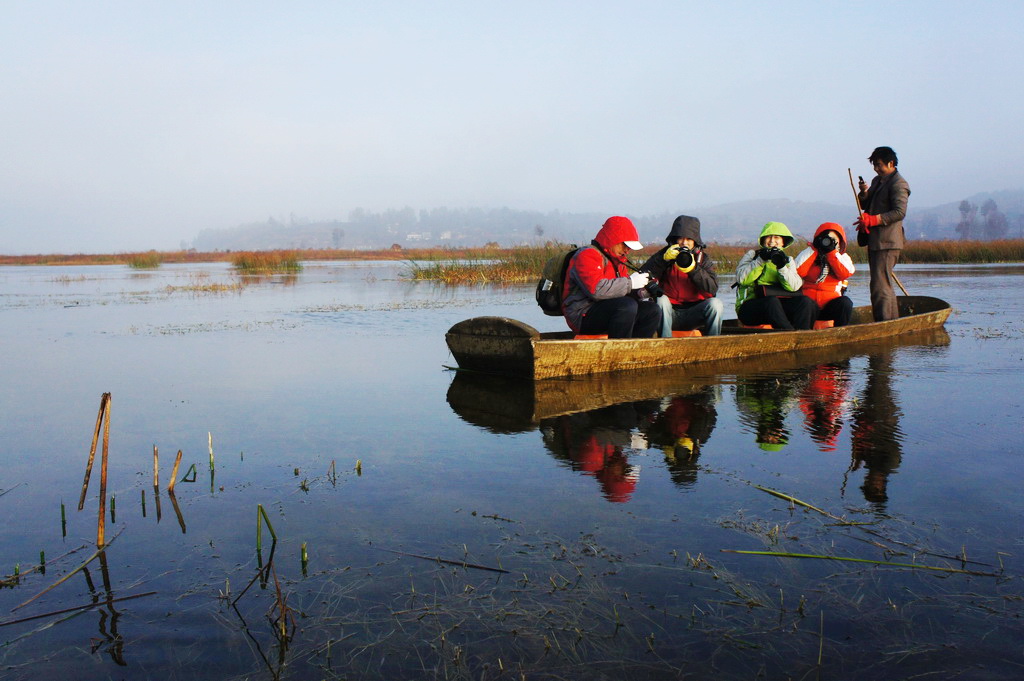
[3,239,1024,283]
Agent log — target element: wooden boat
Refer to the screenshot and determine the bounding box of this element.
[447,326,951,431]
[445,296,951,380]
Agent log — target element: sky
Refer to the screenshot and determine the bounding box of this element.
[2,1,1022,253]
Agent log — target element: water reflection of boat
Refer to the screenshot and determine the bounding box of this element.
[446,326,949,433]
[445,296,951,379]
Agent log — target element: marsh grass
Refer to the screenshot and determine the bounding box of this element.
[5,239,1024,273]
[126,251,163,269]
[231,250,303,274]
[164,273,246,295]
[898,238,1024,263]
[406,243,559,284]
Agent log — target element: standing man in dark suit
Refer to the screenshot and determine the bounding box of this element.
[856,146,910,321]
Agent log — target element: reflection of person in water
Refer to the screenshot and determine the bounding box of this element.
[643,386,718,488]
[798,361,851,452]
[850,353,903,504]
[540,401,656,503]
[735,372,804,451]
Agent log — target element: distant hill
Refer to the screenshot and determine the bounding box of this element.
[190,191,1024,251]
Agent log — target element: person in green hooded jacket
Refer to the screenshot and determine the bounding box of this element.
[734,221,816,330]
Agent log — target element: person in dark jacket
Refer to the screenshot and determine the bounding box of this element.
[562,216,661,338]
[856,146,910,321]
[640,215,723,336]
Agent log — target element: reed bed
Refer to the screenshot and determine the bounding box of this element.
[126,251,163,269]
[231,250,303,274]
[406,244,555,284]
[898,238,1024,263]
[4,238,1024,272]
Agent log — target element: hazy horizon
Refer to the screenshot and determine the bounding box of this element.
[3,2,1023,254]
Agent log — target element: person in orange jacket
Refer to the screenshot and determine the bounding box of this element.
[794,222,856,327]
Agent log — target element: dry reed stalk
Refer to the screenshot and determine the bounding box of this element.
[97,394,111,547]
[78,393,110,510]
[753,485,844,522]
[152,445,159,488]
[208,432,214,470]
[0,591,157,628]
[168,491,186,534]
[168,449,183,492]
[12,528,122,611]
[375,547,509,574]
[720,549,998,575]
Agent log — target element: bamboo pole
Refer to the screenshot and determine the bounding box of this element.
[78,393,110,511]
[849,168,908,296]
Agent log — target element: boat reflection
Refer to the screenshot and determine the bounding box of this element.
[447,327,949,503]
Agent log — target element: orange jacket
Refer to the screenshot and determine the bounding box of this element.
[794,223,856,308]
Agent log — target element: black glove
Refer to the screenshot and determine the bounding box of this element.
[769,249,789,268]
[676,248,694,269]
[757,247,772,261]
[813,234,837,253]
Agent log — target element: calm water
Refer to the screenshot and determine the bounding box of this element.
[1,261,1022,680]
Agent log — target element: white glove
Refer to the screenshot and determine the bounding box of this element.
[629,272,650,289]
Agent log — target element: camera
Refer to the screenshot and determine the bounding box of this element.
[815,234,836,251]
[634,275,664,300]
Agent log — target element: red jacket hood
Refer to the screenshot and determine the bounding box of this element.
[814,222,848,253]
[594,216,641,255]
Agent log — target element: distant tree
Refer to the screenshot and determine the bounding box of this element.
[390,243,402,251]
[332,228,345,248]
[980,199,1009,240]
[534,224,544,239]
[956,200,976,240]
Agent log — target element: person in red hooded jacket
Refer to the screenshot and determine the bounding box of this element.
[793,222,856,327]
[562,216,662,338]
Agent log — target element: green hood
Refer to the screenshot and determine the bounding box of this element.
[757,221,794,248]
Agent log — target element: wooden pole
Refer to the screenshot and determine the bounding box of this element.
[848,169,908,296]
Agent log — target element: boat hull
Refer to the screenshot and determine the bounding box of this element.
[445,296,951,380]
